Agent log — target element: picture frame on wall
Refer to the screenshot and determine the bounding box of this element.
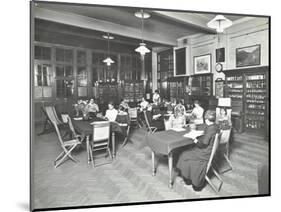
[194,54,212,74]
[236,44,261,67]
[216,47,225,62]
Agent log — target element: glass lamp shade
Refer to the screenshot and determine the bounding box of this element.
[135,42,150,56]
[207,15,232,33]
[103,57,115,66]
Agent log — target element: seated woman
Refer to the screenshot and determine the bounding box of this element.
[216,107,232,130]
[174,100,186,117]
[115,106,130,136]
[152,89,160,105]
[139,97,149,112]
[176,110,220,190]
[86,98,99,117]
[119,99,130,112]
[104,101,118,122]
[190,100,204,125]
[144,104,165,131]
[74,99,86,116]
[170,100,186,128]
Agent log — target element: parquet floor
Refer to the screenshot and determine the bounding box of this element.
[31,126,269,210]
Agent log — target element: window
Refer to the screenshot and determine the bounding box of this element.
[55,48,73,64]
[55,65,73,77]
[77,51,87,65]
[34,64,52,98]
[55,48,74,98]
[56,79,74,98]
[35,46,51,60]
[77,67,87,87]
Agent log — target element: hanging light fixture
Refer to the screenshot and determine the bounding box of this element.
[135,9,151,59]
[103,32,115,66]
[207,15,232,33]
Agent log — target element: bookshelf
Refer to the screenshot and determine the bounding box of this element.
[224,66,268,136]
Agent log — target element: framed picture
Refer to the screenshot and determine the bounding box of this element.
[194,54,212,74]
[216,47,225,62]
[236,44,261,67]
[174,47,187,76]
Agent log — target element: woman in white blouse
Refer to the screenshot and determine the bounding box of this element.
[104,101,118,122]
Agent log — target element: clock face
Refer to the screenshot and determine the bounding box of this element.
[215,63,223,72]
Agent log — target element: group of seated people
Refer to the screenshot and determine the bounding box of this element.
[73,90,232,132]
[73,95,232,191]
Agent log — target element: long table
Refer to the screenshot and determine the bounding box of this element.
[73,117,123,165]
[145,126,204,188]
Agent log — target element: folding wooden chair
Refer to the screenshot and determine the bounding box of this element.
[52,121,81,168]
[90,121,112,167]
[38,105,67,136]
[143,111,157,133]
[218,128,234,173]
[128,108,141,128]
[205,133,223,193]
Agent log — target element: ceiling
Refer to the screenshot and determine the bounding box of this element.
[34,2,248,48]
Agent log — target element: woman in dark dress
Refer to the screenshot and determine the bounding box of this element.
[176,110,219,189]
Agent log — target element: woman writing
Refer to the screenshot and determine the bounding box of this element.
[176,110,220,190]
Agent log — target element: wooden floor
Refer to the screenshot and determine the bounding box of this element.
[32,126,269,210]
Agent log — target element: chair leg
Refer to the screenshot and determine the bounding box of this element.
[205,176,219,193]
[108,147,113,160]
[223,154,234,169]
[54,151,65,164]
[121,137,128,147]
[212,167,223,191]
[89,145,94,167]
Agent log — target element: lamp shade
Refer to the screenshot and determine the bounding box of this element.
[135,42,150,56]
[218,97,231,107]
[207,15,232,33]
[103,57,115,66]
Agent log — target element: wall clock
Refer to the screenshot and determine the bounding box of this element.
[215,63,223,72]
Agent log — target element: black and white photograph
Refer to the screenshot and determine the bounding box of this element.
[29,0,271,211]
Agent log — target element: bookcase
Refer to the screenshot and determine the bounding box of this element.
[123,81,144,102]
[224,66,269,136]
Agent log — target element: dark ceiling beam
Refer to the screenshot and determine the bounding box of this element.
[152,11,217,35]
[34,7,178,46]
[35,22,171,48]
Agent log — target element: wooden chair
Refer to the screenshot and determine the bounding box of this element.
[115,114,131,147]
[38,105,67,136]
[65,115,82,141]
[218,128,234,173]
[143,111,157,133]
[90,121,112,167]
[164,118,172,130]
[128,107,141,128]
[205,133,223,193]
[52,121,81,168]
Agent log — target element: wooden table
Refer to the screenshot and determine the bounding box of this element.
[73,117,123,164]
[145,126,205,188]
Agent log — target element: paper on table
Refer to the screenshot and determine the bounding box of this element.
[73,117,83,120]
[171,127,186,132]
[183,130,204,139]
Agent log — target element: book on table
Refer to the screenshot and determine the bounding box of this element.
[183,130,204,139]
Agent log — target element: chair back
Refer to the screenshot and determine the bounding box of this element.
[52,121,65,147]
[92,121,110,142]
[206,133,221,173]
[128,108,138,119]
[143,111,151,127]
[220,129,231,145]
[66,115,79,138]
[45,106,62,125]
[164,118,172,130]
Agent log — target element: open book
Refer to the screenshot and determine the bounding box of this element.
[183,130,204,139]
